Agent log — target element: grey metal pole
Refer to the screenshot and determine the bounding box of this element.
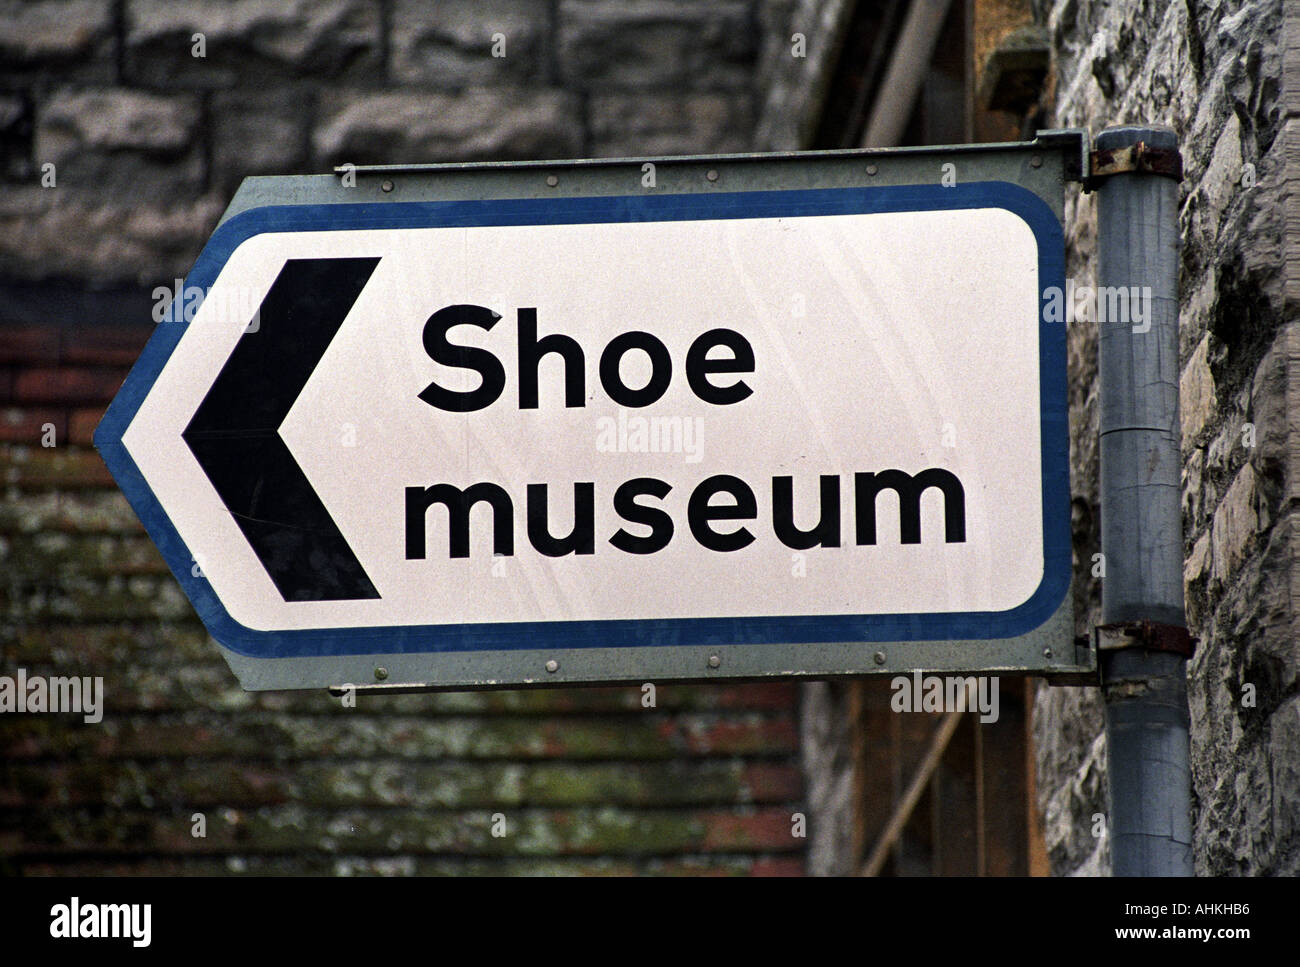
[1094,125,1194,877]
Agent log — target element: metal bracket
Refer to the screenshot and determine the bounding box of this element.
[1033,127,1091,185]
[1084,141,1184,191]
[1095,620,1196,657]
[325,131,1096,183]
[1040,632,1100,686]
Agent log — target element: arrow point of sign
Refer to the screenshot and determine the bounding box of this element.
[183,257,382,602]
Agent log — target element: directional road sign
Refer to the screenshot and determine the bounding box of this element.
[96,138,1086,690]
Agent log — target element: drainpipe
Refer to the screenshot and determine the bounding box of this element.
[1093,124,1195,877]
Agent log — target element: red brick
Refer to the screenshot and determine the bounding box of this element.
[0,488,144,533]
[718,682,799,711]
[61,326,152,366]
[702,809,803,851]
[675,717,799,755]
[0,407,67,443]
[0,447,114,487]
[748,857,805,876]
[743,762,804,800]
[0,806,805,858]
[0,327,60,365]
[12,367,126,405]
[21,860,215,877]
[68,407,105,445]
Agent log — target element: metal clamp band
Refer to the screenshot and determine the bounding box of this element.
[1095,620,1196,656]
[1087,141,1184,185]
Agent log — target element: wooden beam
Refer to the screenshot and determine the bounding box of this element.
[859,710,964,876]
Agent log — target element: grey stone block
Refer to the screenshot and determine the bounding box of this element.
[557,0,756,91]
[0,0,116,82]
[390,0,550,87]
[0,91,35,181]
[34,88,205,196]
[0,185,224,285]
[588,91,753,157]
[124,0,383,88]
[313,88,583,166]
[212,87,312,192]
[1269,696,1300,875]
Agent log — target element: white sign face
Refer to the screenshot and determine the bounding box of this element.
[98,181,1071,673]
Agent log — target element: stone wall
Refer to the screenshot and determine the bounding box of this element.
[0,0,776,289]
[1033,0,1299,876]
[0,0,809,875]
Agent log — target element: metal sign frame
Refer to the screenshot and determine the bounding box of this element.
[96,131,1094,691]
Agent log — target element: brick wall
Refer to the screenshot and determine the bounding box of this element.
[0,0,808,875]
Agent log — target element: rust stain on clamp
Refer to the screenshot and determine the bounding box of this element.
[1096,619,1197,657]
[1088,141,1184,184]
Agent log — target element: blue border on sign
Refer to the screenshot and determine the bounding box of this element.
[95,183,1071,659]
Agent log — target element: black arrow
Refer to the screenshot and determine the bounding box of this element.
[183,257,382,602]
